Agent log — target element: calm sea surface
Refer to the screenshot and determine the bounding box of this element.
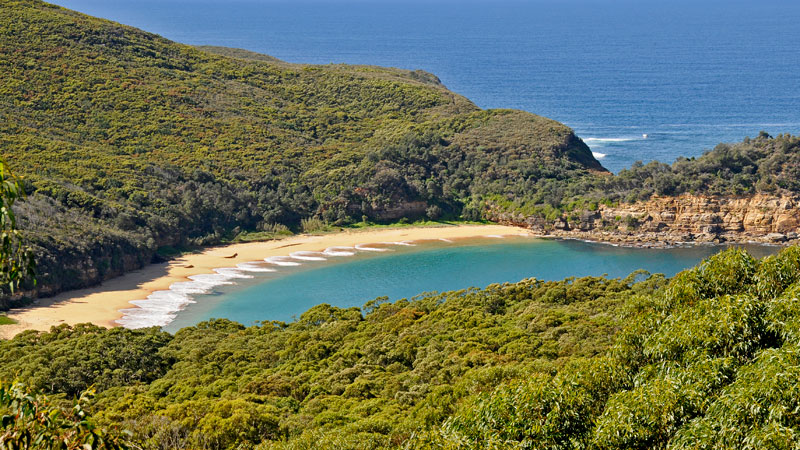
[49,0,797,327]
[162,238,778,331]
[54,0,800,172]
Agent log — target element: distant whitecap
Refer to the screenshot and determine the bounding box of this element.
[583,137,637,144]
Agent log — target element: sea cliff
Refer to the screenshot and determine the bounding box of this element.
[490,193,800,247]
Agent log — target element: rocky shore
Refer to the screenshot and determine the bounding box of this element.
[489,193,800,248]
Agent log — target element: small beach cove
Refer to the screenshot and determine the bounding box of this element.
[0,224,529,339]
[1,223,782,339]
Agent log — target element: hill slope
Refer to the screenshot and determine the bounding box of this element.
[0,0,602,303]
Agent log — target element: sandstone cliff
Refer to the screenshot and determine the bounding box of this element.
[489,194,800,247]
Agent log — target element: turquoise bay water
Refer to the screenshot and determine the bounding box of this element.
[163,237,777,331]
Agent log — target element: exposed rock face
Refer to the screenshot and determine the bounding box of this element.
[4,244,151,310]
[489,194,800,247]
[602,194,799,235]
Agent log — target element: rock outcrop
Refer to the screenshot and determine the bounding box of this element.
[489,194,800,247]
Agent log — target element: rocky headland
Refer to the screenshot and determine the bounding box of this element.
[490,193,800,248]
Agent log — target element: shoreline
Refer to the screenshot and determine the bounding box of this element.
[0,224,531,339]
[539,229,798,248]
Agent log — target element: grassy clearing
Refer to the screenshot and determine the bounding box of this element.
[0,316,18,325]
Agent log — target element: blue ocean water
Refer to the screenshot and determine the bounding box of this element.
[161,237,778,331]
[54,0,800,172]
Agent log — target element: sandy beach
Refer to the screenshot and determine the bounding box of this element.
[0,224,530,339]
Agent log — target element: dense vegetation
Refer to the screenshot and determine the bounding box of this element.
[0,0,602,304]
[584,132,800,200]
[605,132,800,199]
[3,247,800,449]
[0,268,657,448]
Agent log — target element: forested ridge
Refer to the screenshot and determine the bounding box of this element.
[487,132,800,221]
[3,247,800,449]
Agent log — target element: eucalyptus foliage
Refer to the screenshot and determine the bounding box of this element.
[0,382,130,450]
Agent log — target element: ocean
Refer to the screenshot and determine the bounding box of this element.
[53,0,800,172]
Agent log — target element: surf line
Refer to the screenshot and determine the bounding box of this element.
[115,239,456,330]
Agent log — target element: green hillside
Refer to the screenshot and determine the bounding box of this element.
[0,0,602,304]
[3,247,800,449]
[5,1,800,449]
[565,132,800,203]
[485,131,800,222]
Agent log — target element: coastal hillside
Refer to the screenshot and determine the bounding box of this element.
[489,133,800,246]
[1,0,602,304]
[3,247,800,449]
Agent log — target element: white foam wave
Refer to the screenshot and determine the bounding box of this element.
[290,251,327,261]
[168,280,215,295]
[439,238,454,243]
[265,256,302,266]
[116,268,250,329]
[212,267,253,279]
[375,241,416,247]
[355,243,391,252]
[117,305,178,329]
[583,137,637,144]
[115,236,451,329]
[323,246,357,256]
[592,151,607,159]
[131,291,194,311]
[236,262,276,272]
[486,234,505,238]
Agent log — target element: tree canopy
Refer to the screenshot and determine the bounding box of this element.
[3,247,800,449]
